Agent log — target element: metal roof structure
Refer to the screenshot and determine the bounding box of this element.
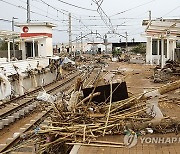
[15,22,56,28]
[142,19,180,38]
[14,35,49,42]
[0,30,20,40]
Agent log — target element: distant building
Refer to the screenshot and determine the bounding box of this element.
[56,42,112,54]
[55,41,146,54]
[86,42,112,54]
[142,19,180,67]
[56,42,88,54]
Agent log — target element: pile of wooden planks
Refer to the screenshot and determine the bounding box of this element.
[28,80,180,153]
[7,80,179,154]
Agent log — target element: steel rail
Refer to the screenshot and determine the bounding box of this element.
[0,71,82,120]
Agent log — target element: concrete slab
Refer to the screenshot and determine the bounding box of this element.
[0,144,6,151]
[13,132,20,138]
[25,124,31,128]
[28,104,34,110]
[19,109,25,116]
[19,127,26,132]
[13,112,20,119]
[70,145,81,154]
[30,120,36,124]
[2,119,9,126]
[33,102,37,108]
[7,116,15,123]
[24,106,30,113]
[6,138,13,144]
[0,121,4,129]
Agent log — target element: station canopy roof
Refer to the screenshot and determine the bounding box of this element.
[0,30,20,40]
[142,19,180,38]
[15,22,56,28]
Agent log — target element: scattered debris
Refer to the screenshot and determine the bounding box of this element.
[37,91,56,103]
[154,60,180,83]
[10,74,180,154]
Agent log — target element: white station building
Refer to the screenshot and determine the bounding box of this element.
[16,22,56,59]
[143,19,180,67]
[0,22,59,100]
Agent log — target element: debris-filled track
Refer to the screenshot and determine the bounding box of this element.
[0,66,96,128]
[0,66,96,153]
[0,108,52,153]
[0,71,80,120]
[0,70,76,109]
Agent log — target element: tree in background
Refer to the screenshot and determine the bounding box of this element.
[176,41,180,48]
[112,49,122,57]
[0,40,8,50]
[130,44,146,54]
[0,40,19,50]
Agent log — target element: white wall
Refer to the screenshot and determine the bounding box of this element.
[146,37,177,65]
[19,25,53,58]
[38,39,46,57]
[20,25,52,34]
[20,38,52,59]
[46,38,53,56]
[146,37,152,64]
[20,41,26,59]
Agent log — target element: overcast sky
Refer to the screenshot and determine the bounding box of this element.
[0,0,180,44]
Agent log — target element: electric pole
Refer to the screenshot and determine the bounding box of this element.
[104,34,108,53]
[12,17,18,58]
[81,32,83,56]
[27,0,30,23]
[125,32,128,52]
[149,10,152,21]
[93,38,95,54]
[68,13,72,55]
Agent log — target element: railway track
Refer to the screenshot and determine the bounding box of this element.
[0,71,83,121]
[0,67,94,132]
[0,70,76,109]
[0,108,53,153]
[0,66,96,153]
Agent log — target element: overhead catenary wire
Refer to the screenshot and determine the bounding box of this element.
[160,6,180,18]
[0,18,12,23]
[0,0,90,37]
[35,0,92,32]
[39,0,68,16]
[92,0,115,32]
[56,0,96,12]
[110,0,156,17]
[0,0,152,43]
[17,0,66,23]
[0,0,64,23]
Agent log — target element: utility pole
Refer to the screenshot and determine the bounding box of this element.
[149,10,152,21]
[68,13,72,55]
[27,0,30,23]
[75,37,77,57]
[81,32,83,56]
[12,17,18,58]
[62,43,64,53]
[104,34,108,53]
[92,38,95,54]
[125,32,128,52]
